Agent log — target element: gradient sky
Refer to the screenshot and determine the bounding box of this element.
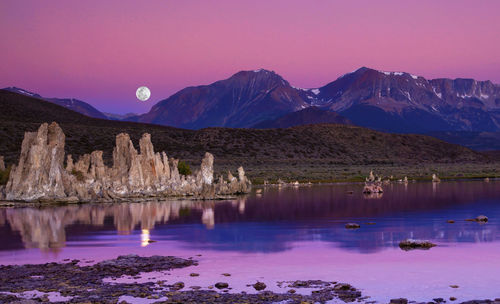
[1,0,500,114]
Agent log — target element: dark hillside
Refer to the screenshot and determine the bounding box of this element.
[0,90,496,182]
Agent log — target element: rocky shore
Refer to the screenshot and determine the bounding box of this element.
[0,255,363,304]
[0,255,498,304]
[0,122,251,203]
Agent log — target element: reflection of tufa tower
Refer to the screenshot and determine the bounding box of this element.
[4,198,249,251]
[202,208,215,229]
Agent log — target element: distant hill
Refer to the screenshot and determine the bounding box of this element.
[2,87,108,119]
[253,107,351,129]
[428,131,500,151]
[0,89,490,171]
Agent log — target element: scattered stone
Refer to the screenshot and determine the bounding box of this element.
[399,239,436,251]
[447,220,455,223]
[450,285,459,288]
[466,215,489,223]
[190,273,200,277]
[288,289,296,294]
[333,283,352,291]
[253,282,266,291]
[433,298,445,303]
[215,282,229,289]
[450,297,457,301]
[345,223,361,229]
[390,298,408,304]
[221,273,231,276]
[172,282,185,290]
[476,215,488,222]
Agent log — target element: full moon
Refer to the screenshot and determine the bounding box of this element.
[136,86,151,101]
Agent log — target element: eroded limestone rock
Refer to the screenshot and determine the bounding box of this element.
[4,122,251,202]
[363,171,383,194]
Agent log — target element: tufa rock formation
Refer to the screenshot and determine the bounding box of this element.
[363,170,383,194]
[432,174,441,183]
[2,122,251,202]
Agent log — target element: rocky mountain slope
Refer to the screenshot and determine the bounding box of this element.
[316,67,500,133]
[253,107,351,129]
[131,68,500,134]
[2,87,108,119]
[133,69,312,129]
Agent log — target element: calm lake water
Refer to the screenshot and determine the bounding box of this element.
[1,181,500,302]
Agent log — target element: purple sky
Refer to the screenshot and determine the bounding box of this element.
[1,0,499,114]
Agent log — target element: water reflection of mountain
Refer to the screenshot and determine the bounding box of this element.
[0,181,499,253]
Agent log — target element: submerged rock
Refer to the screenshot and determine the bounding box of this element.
[466,215,489,223]
[215,282,229,289]
[253,282,266,291]
[390,298,408,304]
[345,223,361,229]
[4,122,251,202]
[476,215,488,222]
[399,239,436,251]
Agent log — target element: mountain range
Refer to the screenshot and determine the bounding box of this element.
[4,67,500,150]
[131,67,500,133]
[0,89,491,170]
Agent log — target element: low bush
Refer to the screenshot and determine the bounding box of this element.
[0,165,11,185]
[178,161,192,176]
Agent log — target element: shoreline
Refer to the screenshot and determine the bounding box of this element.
[1,178,497,207]
[0,255,497,304]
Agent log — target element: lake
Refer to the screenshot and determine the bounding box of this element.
[1,180,499,302]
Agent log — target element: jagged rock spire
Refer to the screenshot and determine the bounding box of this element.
[3,122,251,202]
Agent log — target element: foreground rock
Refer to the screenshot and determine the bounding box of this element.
[253,281,266,291]
[2,122,251,202]
[0,257,364,304]
[399,239,437,251]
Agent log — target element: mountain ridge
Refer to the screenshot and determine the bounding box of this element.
[130,67,500,133]
[2,87,109,120]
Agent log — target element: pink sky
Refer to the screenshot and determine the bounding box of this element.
[1,0,499,114]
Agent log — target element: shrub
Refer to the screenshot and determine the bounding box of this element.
[178,161,192,176]
[0,165,12,185]
[71,168,85,182]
